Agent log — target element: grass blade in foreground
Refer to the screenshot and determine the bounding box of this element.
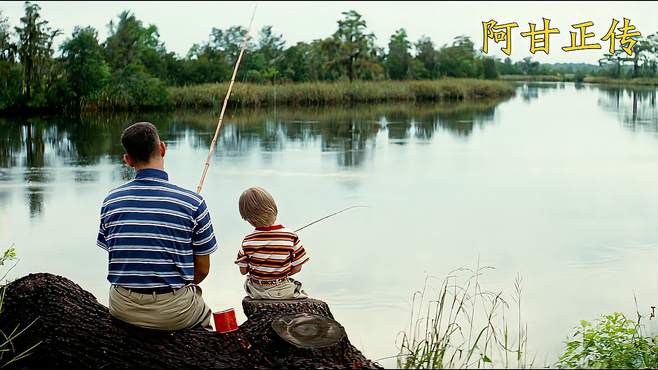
[0,246,41,368]
[396,264,532,369]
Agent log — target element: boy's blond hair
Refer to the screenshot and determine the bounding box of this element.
[239,187,278,228]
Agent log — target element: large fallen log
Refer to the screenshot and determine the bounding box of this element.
[0,273,381,369]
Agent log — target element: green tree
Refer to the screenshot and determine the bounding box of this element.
[482,57,498,79]
[310,37,343,81]
[385,28,411,80]
[90,63,169,109]
[183,38,231,84]
[60,26,110,105]
[258,25,284,64]
[156,50,185,85]
[413,36,439,79]
[0,11,21,110]
[102,10,178,84]
[436,36,480,78]
[258,25,285,83]
[496,56,519,75]
[103,10,181,83]
[278,41,312,82]
[517,56,540,75]
[332,10,377,81]
[14,1,61,106]
[0,11,16,62]
[98,11,169,109]
[103,11,162,72]
[209,26,253,62]
[598,51,624,78]
[629,34,658,77]
[206,25,260,81]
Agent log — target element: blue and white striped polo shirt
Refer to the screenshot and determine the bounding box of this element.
[96,168,218,289]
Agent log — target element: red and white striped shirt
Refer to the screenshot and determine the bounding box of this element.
[235,224,309,280]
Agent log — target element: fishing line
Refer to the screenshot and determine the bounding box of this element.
[196,2,258,194]
[294,205,369,232]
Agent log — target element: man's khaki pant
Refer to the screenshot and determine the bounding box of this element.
[244,277,308,300]
[109,285,212,331]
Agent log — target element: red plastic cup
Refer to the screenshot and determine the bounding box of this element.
[213,308,238,333]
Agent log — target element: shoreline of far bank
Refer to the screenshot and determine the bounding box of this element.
[0,78,515,116]
[152,79,515,112]
[500,74,658,87]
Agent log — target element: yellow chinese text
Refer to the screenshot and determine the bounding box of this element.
[482,19,519,56]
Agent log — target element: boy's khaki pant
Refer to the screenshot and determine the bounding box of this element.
[109,285,212,331]
[245,277,308,300]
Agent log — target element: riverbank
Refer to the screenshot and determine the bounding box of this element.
[582,76,658,86]
[500,74,566,82]
[167,79,515,109]
[500,74,658,86]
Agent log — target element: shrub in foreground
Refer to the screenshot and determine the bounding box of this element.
[557,311,658,369]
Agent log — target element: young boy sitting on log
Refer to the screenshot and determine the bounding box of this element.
[235,186,309,299]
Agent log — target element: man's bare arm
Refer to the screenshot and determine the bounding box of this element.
[194,254,210,284]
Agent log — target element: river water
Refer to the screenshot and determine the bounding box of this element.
[1,82,656,367]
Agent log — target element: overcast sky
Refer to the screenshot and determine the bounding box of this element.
[1,1,657,64]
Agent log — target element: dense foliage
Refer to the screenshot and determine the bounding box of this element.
[0,2,656,112]
[557,312,658,369]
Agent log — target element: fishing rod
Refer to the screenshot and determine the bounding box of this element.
[196,3,258,194]
[294,206,368,232]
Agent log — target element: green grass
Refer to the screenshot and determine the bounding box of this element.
[392,263,533,369]
[168,79,515,109]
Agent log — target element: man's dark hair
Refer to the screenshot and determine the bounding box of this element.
[121,122,161,163]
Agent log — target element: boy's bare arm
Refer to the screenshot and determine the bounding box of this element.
[289,234,308,276]
[236,246,248,274]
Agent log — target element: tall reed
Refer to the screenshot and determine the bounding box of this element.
[168,79,515,109]
[394,263,533,369]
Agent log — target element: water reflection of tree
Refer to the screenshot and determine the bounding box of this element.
[0,100,509,170]
[0,118,24,168]
[514,82,560,103]
[597,86,658,132]
[436,102,497,137]
[5,85,654,219]
[0,117,49,217]
[24,122,46,218]
[320,118,380,167]
[219,100,504,166]
[0,99,508,216]
[0,112,175,217]
[0,112,177,168]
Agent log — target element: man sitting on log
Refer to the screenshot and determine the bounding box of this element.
[96,122,218,331]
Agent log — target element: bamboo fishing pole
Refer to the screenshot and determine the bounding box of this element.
[196,3,258,194]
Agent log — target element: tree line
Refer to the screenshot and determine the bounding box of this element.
[0,2,656,112]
